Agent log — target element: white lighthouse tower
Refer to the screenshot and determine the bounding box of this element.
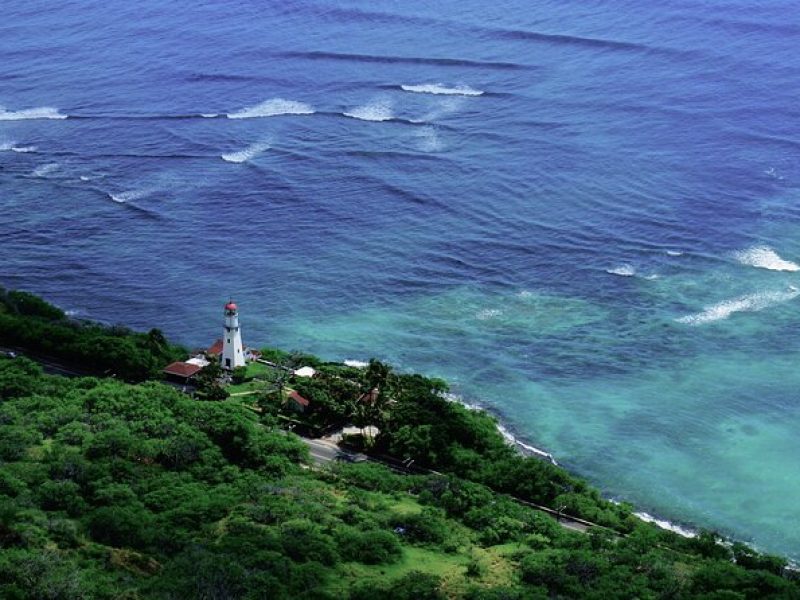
[221,300,245,370]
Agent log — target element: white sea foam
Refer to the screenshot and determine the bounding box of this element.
[11,145,37,153]
[344,359,368,368]
[0,106,66,121]
[634,511,696,538]
[221,141,270,163]
[606,264,636,277]
[676,287,799,325]
[109,188,156,203]
[0,141,15,151]
[32,162,59,177]
[344,100,393,122]
[496,422,559,465]
[401,83,484,96]
[416,126,444,152]
[666,250,683,256]
[733,245,799,272]
[227,99,314,119]
[439,392,557,463]
[200,113,219,118]
[476,308,503,320]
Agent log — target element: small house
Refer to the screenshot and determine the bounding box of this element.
[287,390,310,414]
[163,361,202,384]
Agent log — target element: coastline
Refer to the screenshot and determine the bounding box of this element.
[439,389,699,540]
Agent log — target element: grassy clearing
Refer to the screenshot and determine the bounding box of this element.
[327,547,471,596]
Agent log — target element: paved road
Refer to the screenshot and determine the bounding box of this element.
[298,437,591,534]
[0,345,88,378]
[303,438,343,465]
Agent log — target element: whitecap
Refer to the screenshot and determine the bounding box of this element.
[200,113,219,118]
[11,145,37,153]
[32,162,59,177]
[221,141,270,163]
[109,188,155,203]
[733,245,799,272]
[79,175,91,181]
[401,83,483,96]
[676,288,799,325]
[343,100,393,122]
[666,250,683,256]
[0,141,15,151]
[606,264,636,277]
[0,106,67,121]
[227,99,314,119]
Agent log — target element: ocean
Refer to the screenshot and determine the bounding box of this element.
[2,0,799,557]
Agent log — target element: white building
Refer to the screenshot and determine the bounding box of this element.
[221,300,245,370]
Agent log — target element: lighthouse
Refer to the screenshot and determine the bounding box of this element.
[221,300,245,370]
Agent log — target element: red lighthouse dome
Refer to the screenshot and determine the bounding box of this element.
[225,301,237,311]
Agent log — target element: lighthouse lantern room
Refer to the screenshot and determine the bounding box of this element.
[221,300,245,370]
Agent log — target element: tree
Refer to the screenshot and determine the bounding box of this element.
[195,355,229,401]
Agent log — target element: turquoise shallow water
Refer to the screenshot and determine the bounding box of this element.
[1,0,799,555]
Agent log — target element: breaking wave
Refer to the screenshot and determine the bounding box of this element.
[0,106,67,120]
[108,188,156,203]
[32,162,60,177]
[343,100,393,122]
[227,98,314,119]
[633,511,696,538]
[401,83,484,96]
[11,145,37,153]
[606,264,636,277]
[221,141,270,163]
[343,359,368,368]
[676,287,799,325]
[733,246,799,272]
[0,141,14,151]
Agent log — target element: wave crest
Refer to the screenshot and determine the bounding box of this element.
[606,264,636,277]
[221,142,270,163]
[0,106,66,121]
[676,288,799,325]
[227,99,314,119]
[109,188,156,203]
[343,100,393,122]
[734,246,799,272]
[32,163,59,177]
[401,83,483,96]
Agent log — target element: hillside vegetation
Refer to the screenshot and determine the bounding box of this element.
[0,290,798,599]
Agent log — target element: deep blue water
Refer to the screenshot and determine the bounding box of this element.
[2,0,800,556]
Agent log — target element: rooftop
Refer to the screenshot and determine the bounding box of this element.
[163,361,202,378]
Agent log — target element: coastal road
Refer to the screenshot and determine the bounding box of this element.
[303,438,347,465]
[298,437,591,534]
[0,345,88,378]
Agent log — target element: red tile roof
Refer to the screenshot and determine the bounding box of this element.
[207,339,223,355]
[163,361,202,378]
[288,390,310,407]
